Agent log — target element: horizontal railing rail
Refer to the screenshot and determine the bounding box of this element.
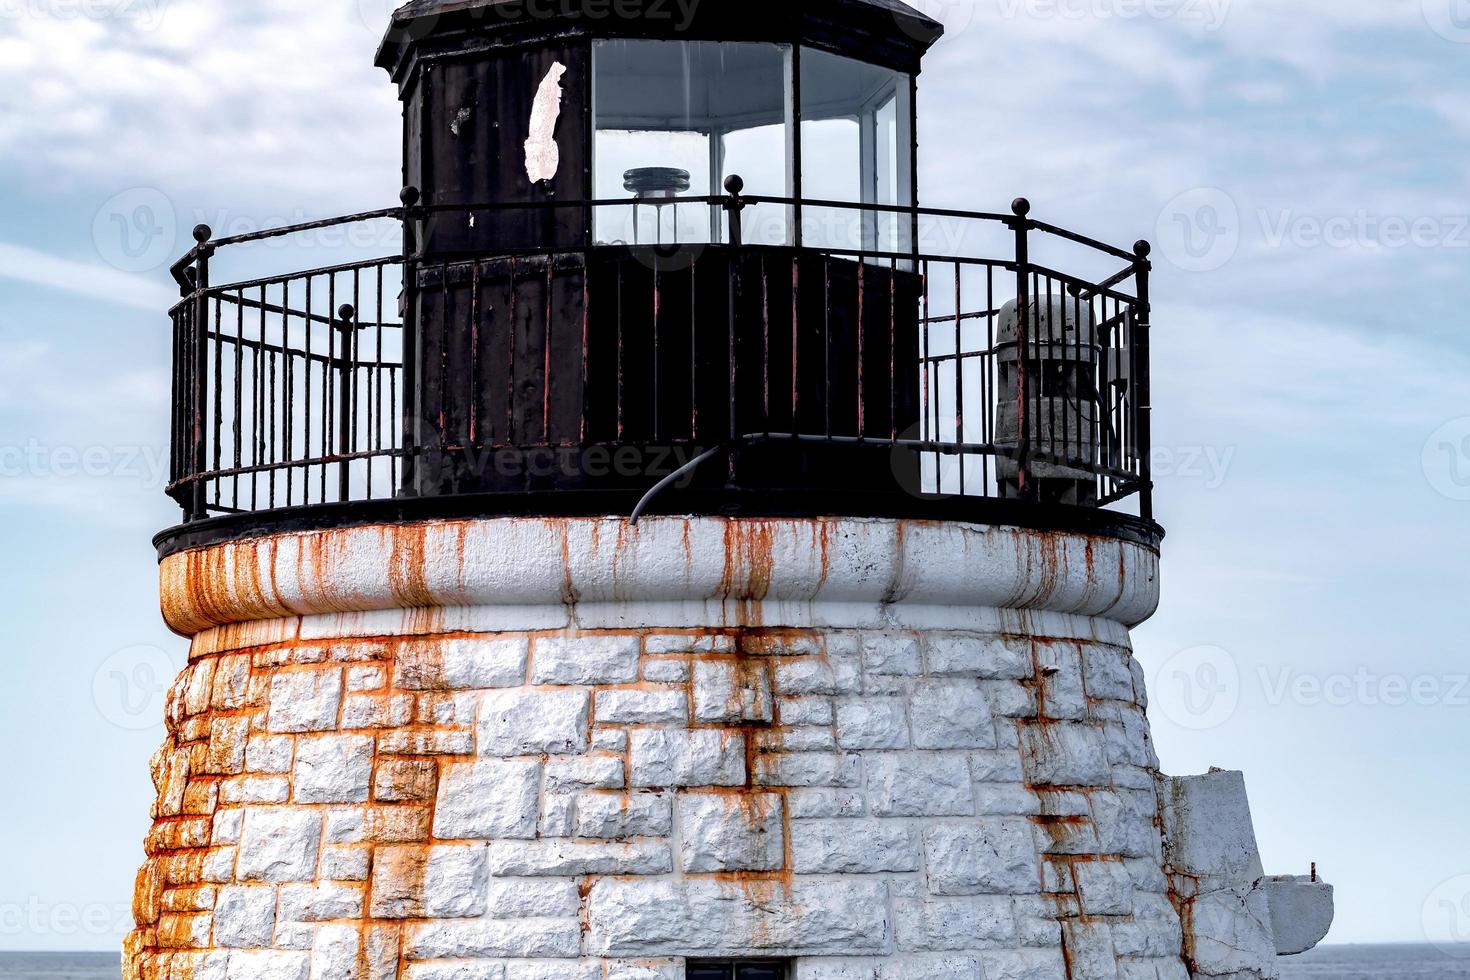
[166,185,1154,532]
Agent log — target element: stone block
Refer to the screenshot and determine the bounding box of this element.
[486,840,673,877]
[292,735,373,804]
[835,699,910,750]
[370,844,489,919]
[1262,875,1334,955]
[485,878,581,918]
[576,792,673,839]
[405,919,581,959]
[223,951,310,980]
[237,808,322,882]
[1160,771,1264,882]
[596,689,689,725]
[774,656,861,697]
[861,634,923,677]
[926,635,1033,680]
[1075,861,1135,916]
[978,950,1068,980]
[433,760,540,840]
[911,682,996,750]
[1081,645,1137,703]
[479,689,589,757]
[678,794,785,872]
[629,729,745,788]
[532,635,640,686]
[692,660,774,724]
[395,637,529,690]
[1018,723,1112,787]
[278,881,364,924]
[791,819,921,874]
[213,886,276,948]
[893,897,1016,951]
[1062,920,1119,980]
[1188,886,1276,978]
[787,788,867,819]
[868,754,974,817]
[373,759,438,803]
[545,755,624,791]
[586,879,890,956]
[309,924,397,980]
[1035,642,1087,721]
[924,820,1040,895]
[245,736,294,775]
[267,671,342,734]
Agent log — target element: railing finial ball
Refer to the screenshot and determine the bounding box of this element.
[1134,239,1152,258]
[724,174,745,196]
[400,185,421,207]
[1011,198,1031,217]
[192,224,212,244]
[338,304,356,323]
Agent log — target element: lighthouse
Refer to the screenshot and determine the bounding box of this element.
[129,2,1334,979]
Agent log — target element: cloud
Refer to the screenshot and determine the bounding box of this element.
[0,0,400,207]
[0,241,177,310]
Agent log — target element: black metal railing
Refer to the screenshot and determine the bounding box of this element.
[166,184,1154,530]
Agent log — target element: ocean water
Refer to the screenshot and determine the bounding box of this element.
[0,953,121,980]
[1280,945,1470,979]
[4,948,1470,980]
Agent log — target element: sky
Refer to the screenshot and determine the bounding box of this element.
[1,0,1469,956]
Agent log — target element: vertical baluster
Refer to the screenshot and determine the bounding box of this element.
[189,225,213,521]
[400,187,420,496]
[1011,199,1032,499]
[1133,241,1153,523]
[338,302,356,503]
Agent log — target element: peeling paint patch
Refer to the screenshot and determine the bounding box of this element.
[524,62,568,184]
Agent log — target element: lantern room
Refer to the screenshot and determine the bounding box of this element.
[373,0,938,254]
[159,0,1160,552]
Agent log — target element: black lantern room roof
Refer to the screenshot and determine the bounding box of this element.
[375,0,945,82]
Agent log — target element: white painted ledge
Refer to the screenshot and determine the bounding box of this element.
[160,517,1161,638]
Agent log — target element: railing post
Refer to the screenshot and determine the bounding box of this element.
[189,224,213,523]
[400,186,421,497]
[724,175,745,485]
[337,303,357,504]
[1132,239,1154,524]
[1011,198,1033,500]
[723,175,745,248]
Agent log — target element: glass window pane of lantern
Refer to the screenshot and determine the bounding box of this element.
[594,40,793,247]
[799,47,915,255]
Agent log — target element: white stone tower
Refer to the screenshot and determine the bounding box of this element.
[128,2,1333,979]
